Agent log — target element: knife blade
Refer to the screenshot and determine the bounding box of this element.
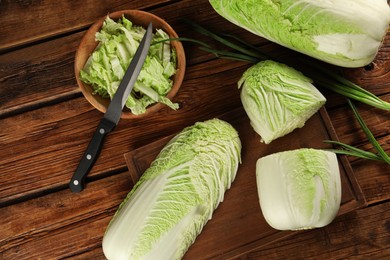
[69,23,153,193]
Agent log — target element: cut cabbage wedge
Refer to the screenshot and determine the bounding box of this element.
[239,60,326,144]
[102,119,241,260]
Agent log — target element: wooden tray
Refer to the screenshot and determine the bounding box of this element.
[123,107,366,259]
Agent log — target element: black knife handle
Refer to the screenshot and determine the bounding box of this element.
[69,118,116,193]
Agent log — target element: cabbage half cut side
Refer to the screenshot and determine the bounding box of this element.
[256,148,342,231]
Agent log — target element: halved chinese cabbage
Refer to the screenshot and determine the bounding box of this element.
[102,119,241,260]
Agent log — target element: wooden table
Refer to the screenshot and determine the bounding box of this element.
[1,1,389,259]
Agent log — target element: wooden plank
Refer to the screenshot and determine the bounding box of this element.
[0,32,82,118]
[351,158,390,204]
[0,0,177,51]
[2,197,388,259]
[0,164,385,259]
[0,58,246,205]
[0,214,109,259]
[243,201,390,259]
[0,173,131,259]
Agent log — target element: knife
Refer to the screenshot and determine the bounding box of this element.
[69,23,153,193]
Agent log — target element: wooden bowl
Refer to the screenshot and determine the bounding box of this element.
[75,10,185,119]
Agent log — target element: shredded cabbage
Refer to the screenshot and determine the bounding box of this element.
[80,16,179,115]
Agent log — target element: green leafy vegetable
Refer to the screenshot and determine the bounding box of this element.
[80,15,179,115]
[256,148,341,230]
[209,0,390,68]
[102,119,241,260]
[239,60,326,144]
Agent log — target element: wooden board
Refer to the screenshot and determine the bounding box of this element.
[123,107,366,259]
[0,0,177,51]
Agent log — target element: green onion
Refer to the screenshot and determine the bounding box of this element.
[184,19,267,60]
[198,46,260,63]
[152,37,211,49]
[325,100,390,165]
[324,140,383,161]
[347,99,390,164]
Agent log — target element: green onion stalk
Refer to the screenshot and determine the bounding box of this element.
[325,100,390,165]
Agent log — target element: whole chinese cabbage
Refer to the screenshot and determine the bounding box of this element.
[256,149,341,230]
[102,119,241,260]
[210,0,390,67]
[239,60,326,144]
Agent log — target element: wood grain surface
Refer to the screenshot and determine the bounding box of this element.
[1,0,389,259]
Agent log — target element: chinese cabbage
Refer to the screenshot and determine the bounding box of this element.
[102,119,241,260]
[238,60,326,144]
[210,0,390,67]
[256,148,341,230]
